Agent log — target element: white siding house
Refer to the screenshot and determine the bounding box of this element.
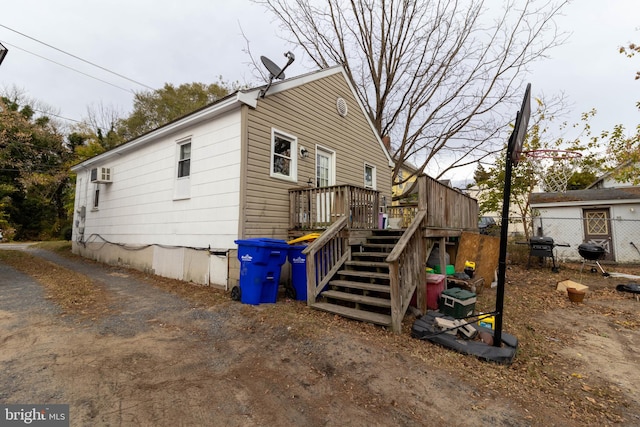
[71,66,394,289]
[530,185,640,264]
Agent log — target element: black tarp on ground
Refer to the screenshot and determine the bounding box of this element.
[411,311,518,365]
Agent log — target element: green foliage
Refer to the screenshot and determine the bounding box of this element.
[118,81,234,140]
[473,98,606,240]
[0,97,73,240]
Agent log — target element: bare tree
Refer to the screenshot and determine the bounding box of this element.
[254,0,568,194]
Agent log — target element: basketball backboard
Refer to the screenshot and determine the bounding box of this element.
[508,83,531,166]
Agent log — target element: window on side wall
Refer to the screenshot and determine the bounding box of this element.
[93,187,100,210]
[270,130,297,182]
[177,141,191,178]
[364,163,376,190]
[174,138,192,200]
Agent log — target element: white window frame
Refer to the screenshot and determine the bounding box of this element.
[92,186,100,210]
[270,129,297,183]
[174,137,192,200]
[177,139,191,178]
[364,163,376,190]
[315,145,336,188]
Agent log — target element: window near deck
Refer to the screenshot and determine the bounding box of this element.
[177,141,191,178]
[93,187,100,209]
[270,130,297,182]
[364,163,376,189]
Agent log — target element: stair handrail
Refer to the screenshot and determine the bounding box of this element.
[386,209,427,333]
[302,216,350,305]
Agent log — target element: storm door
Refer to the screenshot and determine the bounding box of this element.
[315,147,335,224]
[583,208,615,261]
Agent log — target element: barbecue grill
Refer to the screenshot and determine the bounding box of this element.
[578,243,609,276]
[526,236,565,273]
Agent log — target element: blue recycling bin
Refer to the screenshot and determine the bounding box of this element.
[288,245,308,301]
[235,238,289,305]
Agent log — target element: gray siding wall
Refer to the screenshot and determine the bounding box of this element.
[242,72,392,239]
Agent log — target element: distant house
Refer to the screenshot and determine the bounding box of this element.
[70,65,394,289]
[465,185,527,236]
[529,166,640,263]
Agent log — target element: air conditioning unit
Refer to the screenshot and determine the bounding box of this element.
[90,167,112,183]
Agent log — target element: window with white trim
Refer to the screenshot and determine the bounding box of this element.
[93,187,100,209]
[364,163,376,189]
[177,141,191,178]
[270,130,297,182]
[174,138,192,200]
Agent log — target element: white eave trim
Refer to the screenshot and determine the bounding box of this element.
[71,93,255,171]
[531,199,640,209]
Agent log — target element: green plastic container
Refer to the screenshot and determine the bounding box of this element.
[439,287,476,319]
[433,264,455,275]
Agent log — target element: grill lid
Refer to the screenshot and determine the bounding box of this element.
[578,243,605,260]
[529,236,554,245]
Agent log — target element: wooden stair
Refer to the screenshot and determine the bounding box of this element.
[310,229,403,327]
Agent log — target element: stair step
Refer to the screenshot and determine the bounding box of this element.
[367,236,401,243]
[328,280,390,293]
[371,230,404,237]
[345,260,389,269]
[362,243,396,250]
[352,251,391,259]
[321,290,391,308]
[337,270,389,280]
[310,302,392,326]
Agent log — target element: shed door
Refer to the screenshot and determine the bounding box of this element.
[583,208,615,261]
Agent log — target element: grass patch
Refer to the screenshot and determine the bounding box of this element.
[32,240,73,253]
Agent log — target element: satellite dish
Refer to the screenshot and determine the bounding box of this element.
[261,56,285,80]
[259,51,296,98]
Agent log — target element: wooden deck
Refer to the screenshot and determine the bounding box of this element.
[290,175,479,333]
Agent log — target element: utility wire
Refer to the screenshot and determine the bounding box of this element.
[0,41,134,94]
[33,108,82,123]
[0,23,154,91]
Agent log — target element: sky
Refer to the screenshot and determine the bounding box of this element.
[1,0,639,181]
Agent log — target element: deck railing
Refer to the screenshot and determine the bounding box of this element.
[387,204,418,228]
[422,175,478,234]
[302,216,350,305]
[386,210,427,332]
[289,185,380,231]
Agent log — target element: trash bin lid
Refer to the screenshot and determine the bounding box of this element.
[287,233,321,245]
[235,238,288,247]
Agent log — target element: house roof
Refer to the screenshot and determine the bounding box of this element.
[530,186,640,207]
[586,160,634,189]
[72,65,394,171]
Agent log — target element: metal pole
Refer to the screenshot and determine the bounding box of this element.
[493,129,516,347]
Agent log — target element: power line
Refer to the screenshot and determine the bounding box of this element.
[0,23,155,91]
[0,41,134,94]
[33,108,82,124]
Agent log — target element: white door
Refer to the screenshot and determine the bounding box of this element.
[315,147,335,223]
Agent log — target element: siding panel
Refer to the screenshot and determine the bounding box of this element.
[79,110,243,249]
[243,72,392,239]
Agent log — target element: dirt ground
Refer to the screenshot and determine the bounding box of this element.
[1,244,639,426]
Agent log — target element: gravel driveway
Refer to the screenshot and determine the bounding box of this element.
[0,247,537,426]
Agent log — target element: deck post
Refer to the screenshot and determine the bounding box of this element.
[388,260,402,333]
